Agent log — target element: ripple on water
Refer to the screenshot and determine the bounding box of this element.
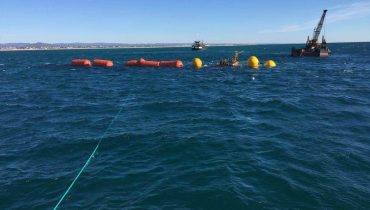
[1,44,370,209]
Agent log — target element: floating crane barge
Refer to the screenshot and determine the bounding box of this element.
[291,10,331,57]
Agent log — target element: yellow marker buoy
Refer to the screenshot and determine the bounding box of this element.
[192,58,203,69]
[247,56,259,69]
[264,60,277,68]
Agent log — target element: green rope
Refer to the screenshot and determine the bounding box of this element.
[53,106,125,210]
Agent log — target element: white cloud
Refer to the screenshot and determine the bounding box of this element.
[260,1,370,33]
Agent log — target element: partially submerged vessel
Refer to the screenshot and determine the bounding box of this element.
[291,10,331,57]
[192,41,208,50]
[217,51,240,67]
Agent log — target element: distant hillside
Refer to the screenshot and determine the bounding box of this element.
[0,42,245,50]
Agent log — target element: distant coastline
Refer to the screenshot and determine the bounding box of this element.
[0,46,188,52]
[0,43,247,52]
[0,42,368,52]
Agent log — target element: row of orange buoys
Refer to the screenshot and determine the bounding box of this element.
[71,58,183,68]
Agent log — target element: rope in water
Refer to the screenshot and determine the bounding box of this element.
[53,99,127,210]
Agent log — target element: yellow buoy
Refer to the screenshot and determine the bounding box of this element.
[192,58,203,69]
[264,60,277,68]
[247,56,259,69]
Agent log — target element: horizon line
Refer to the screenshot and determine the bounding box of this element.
[1,41,369,45]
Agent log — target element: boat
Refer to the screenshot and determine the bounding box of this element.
[192,41,208,50]
[291,10,331,57]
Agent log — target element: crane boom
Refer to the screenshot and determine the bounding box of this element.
[312,10,327,42]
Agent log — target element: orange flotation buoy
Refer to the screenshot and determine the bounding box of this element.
[125,58,160,67]
[139,58,160,67]
[159,60,183,68]
[92,59,113,67]
[125,58,183,68]
[71,59,91,67]
[126,60,139,66]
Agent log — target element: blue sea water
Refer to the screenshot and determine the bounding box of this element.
[0,43,370,209]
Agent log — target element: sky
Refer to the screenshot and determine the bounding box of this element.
[0,0,370,44]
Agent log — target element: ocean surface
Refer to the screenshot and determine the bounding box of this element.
[1,43,370,210]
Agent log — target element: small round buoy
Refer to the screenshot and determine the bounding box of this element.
[264,60,277,68]
[247,56,259,69]
[192,58,203,69]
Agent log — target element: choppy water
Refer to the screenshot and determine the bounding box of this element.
[1,43,370,209]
